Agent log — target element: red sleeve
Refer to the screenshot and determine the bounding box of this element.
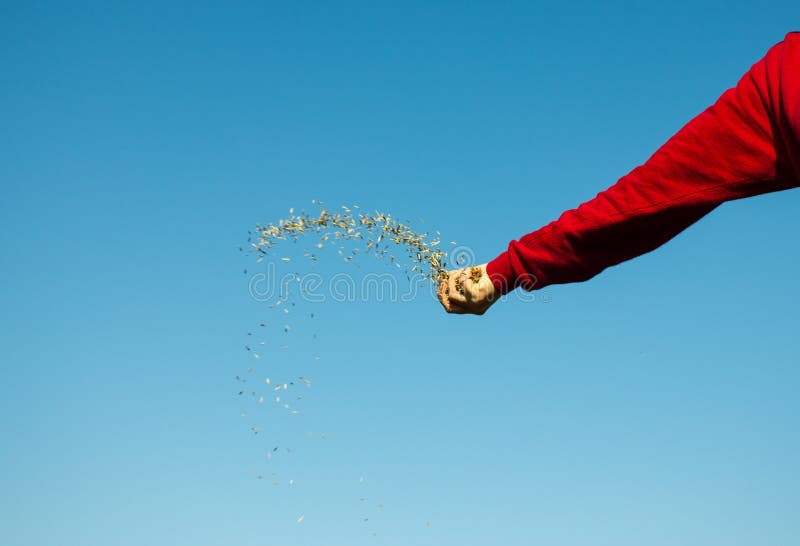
[486,31,800,294]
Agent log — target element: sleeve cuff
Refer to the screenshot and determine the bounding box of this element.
[486,251,516,296]
[486,246,545,295]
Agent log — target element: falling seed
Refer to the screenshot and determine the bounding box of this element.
[244,204,455,461]
[289,479,294,486]
[297,515,304,524]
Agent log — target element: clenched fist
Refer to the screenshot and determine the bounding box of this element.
[437,263,497,315]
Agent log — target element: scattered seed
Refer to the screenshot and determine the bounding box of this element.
[241,204,458,528]
[249,204,452,282]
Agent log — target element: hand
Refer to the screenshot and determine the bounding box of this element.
[437,263,497,315]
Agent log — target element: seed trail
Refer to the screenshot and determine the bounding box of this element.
[241,203,455,528]
[248,204,452,283]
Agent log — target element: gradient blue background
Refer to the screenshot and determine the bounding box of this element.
[2,2,799,545]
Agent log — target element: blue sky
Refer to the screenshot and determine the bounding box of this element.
[1,2,799,545]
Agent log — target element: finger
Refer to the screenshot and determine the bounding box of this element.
[447,271,468,305]
[437,280,452,312]
[445,300,469,314]
[460,275,477,301]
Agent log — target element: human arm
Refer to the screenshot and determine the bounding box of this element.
[484,32,800,297]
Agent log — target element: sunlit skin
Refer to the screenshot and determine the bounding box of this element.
[437,263,497,315]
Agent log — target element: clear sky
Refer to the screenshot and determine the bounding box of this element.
[2,2,799,545]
